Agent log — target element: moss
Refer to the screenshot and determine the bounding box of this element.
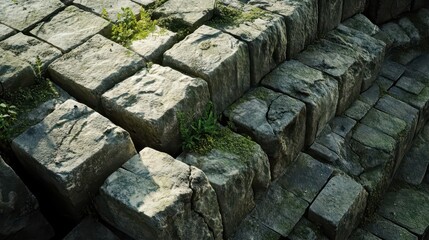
[157,17,191,40]
[208,4,269,28]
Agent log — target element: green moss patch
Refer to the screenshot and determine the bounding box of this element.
[208,4,269,27]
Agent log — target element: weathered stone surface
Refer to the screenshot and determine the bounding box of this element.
[102,64,210,154]
[224,87,306,179]
[64,217,120,240]
[329,116,356,138]
[12,100,137,217]
[0,33,62,70]
[410,8,429,40]
[349,229,382,240]
[344,100,371,121]
[381,22,411,48]
[308,175,368,240]
[164,25,250,113]
[252,184,308,237]
[398,17,421,44]
[388,86,429,127]
[407,54,429,78]
[73,0,141,20]
[130,26,177,63]
[30,6,110,52]
[230,216,281,240]
[154,0,215,28]
[287,218,329,240]
[361,108,407,141]
[376,75,394,91]
[365,215,418,240]
[360,84,381,106]
[249,0,318,58]
[342,0,366,20]
[352,124,396,156]
[318,0,343,35]
[278,153,332,203]
[396,76,426,94]
[262,60,338,146]
[342,14,381,36]
[0,48,36,92]
[96,148,223,240]
[49,34,145,110]
[380,60,406,81]
[366,0,412,24]
[389,48,424,66]
[0,156,54,240]
[0,0,63,31]
[131,0,156,6]
[378,188,429,237]
[0,24,15,41]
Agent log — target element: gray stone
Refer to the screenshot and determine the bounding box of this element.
[361,108,407,141]
[277,153,333,203]
[358,166,392,204]
[381,22,411,48]
[96,148,223,240]
[252,184,308,237]
[12,100,137,217]
[352,124,397,154]
[30,6,110,52]
[0,0,63,31]
[376,75,394,91]
[367,0,411,24]
[224,87,306,179]
[359,84,381,106]
[329,116,357,139]
[380,60,406,81]
[388,86,429,127]
[342,0,366,20]
[49,34,145,110]
[64,218,120,240]
[318,0,343,35]
[344,100,371,121]
[0,33,62,71]
[389,48,424,65]
[365,215,418,240]
[398,17,421,44]
[308,175,368,240]
[130,26,177,63]
[342,14,381,36]
[0,48,36,92]
[101,64,210,154]
[73,0,141,20]
[0,24,16,41]
[407,54,429,78]
[163,25,250,113]
[262,60,338,146]
[412,8,429,39]
[230,216,281,240]
[396,76,426,94]
[131,0,156,6]
[378,188,429,237]
[287,218,329,240]
[349,229,382,240]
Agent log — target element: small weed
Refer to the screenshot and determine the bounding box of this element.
[157,17,191,40]
[0,102,18,133]
[33,56,43,82]
[101,7,109,20]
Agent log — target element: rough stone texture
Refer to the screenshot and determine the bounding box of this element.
[249,0,318,58]
[407,54,429,78]
[396,76,426,94]
[398,17,421,45]
[224,87,306,179]
[376,76,395,91]
[344,100,371,121]
[154,0,215,28]
[342,14,380,36]
[0,33,62,70]
[359,84,381,106]
[364,215,418,240]
[342,0,366,20]
[277,153,333,203]
[287,218,329,240]
[11,100,137,217]
[251,184,308,237]
[101,64,210,154]
[73,0,141,20]
[0,48,36,93]
[96,148,223,240]
[230,216,281,240]
[380,22,411,48]
[318,0,343,35]
[329,116,356,138]
[308,175,368,240]
[164,25,250,113]
[0,156,54,240]
[366,0,412,24]
[0,0,64,31]
[131,0,156,6]
[349,229,382,240]
[0,23,16,41]
[380,60,406,81]
[64,218,120,240]
[30,6,110,52]
[130,26,177,63]
[262,60,338,146]
[49,34,145,110]
[378,188,429,237]
[178,129,270,237]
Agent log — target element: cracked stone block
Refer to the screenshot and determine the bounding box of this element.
[262,60,338,146]
[30,6,110,52]
[366,0,412,24]
[342,0,366,20]
[96,148,223,240]
[224,87,306,179]
[349,229,382,240]
[49,34,145,110]
[249,0,318,58]
[308,175,368,240]
[342,14,381,36]
[380,60,406,81]
[230,216,281,240]
[344,100,371,121]
[407,54,429,78]
[296,40,363,114]
[130,26,177,63]
[64,217,120,240]
[0,33,62,71]
[153,0,215,28]
[380,22,411,48]
[11,100,137,217]
[0,0,63,31]
[288,218,329,240]
[0,24,16,41]
[378,188,429,237]
[210,4,287,85]
[164,25,250,113]
[318,0,343,35]
[251,184,309,237]
[365,215,418,240]
[0,48,36,92]
[0,156,54,240]
[101,64,210,154]
[277,153,333,203]
[73,0,141,20]
[398,17,421,45]
[178,128,270,238]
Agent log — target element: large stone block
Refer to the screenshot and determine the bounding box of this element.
[11,100,137,217]
[288,218,329,240]
[318,0,343,35]
[380,22,411,48]
[73,0,141,20]
[30,6,110,52]
[379,60,406,81]
[101,64,210,154]
[344,100,371,121]
[365,214,418,240]
[366,0,412,24]
[48,34,145,110]
[308,175,368,240]
[163,25,250,113]
[342,0,366,20]
[342,14,380,36]
[96,148,223,240]
[130,26,177,62]
[230,216,281,240]
[0,49,36,92]
[0,23,16,41]
[398,17,421,45]
[262,60,338,146]
[64,217,120,240]
[407,54,429,78]
[224,87,306,179]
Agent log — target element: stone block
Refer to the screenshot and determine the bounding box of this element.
[96,148,223,240]
[349,229,382,240]
[411,8,429,39]
[130,26,177,62]
[367,0,412,24]
[398,17,421,45]
[342,0,366,20]
[342,14,380,36]
[365,215,418,240]
[224,87,306,179]
[329,116,357,139]
[0,48,36,92]
[262,60,338,146]
[344,100,371,121]
[396,76,426,94]
[380,22,411,48]
[380,60,406,81]
[230,216,281,240]
[0,0,63,31]
[308,175,368,240]
[131,0,156,6]
[288,218,329,240]
[12,100,137,217]
[30,6,110,52]
[407,54,429,78]
[101,64,210,154]
[376,76,394,91]
[163,25,250,113]
[359,84,381,106]
[73,0,141,20]
[64,217,120,240]
[318,0,343,35]
[48,34,145,110]
[352,124,396,158]
[0,23,16,41]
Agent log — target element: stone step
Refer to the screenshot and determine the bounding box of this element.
[0,48,36,93]
[63,217,120,240]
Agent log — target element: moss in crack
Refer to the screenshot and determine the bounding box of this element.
[157,17,191,40]
[208,4,269,28]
